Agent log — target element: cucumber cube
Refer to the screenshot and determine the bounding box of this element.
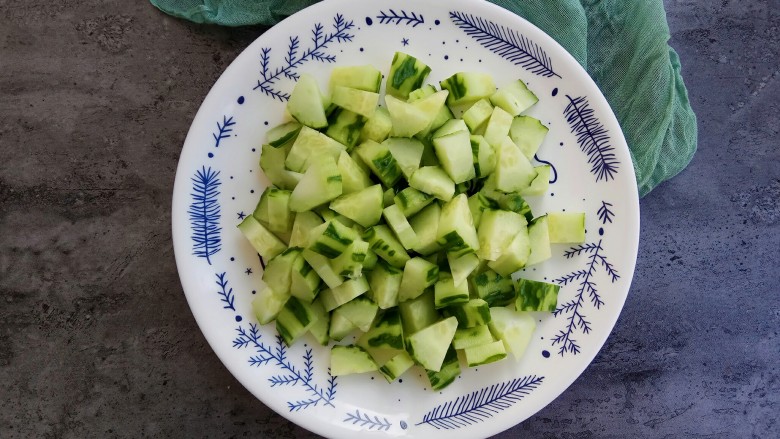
[329,184,384,227]
[307,220,357,258]
[426,346,460,390]
[488,307,537,361]
[398,289,439,334]
[515,278,560,312]
[463,340,507,367]
[510,115,548,160]
[262,248,301,298]
[447,252,480,286]
[434,272,470,308]
[462,98,494,133]
[470,135,496,178]
[302,248,344,289]
[437,194,480,257]
[410,202,442,255]
[359,308,405,350]
[290,253,322,303]
[237,215,286,261]
[409,166,455,202]
[483,106,514,149]
[398,257,440,302]
[335,296,378,332]
[433,129,476,184]
[329,65,382,93]
[331,85,379,118]
[472,269,515,307]
[386,52,431,99]
[407,316,459,372]
[492,136,537,193]
[286,126,347,173]
[276,296,320,346]
[319,277,370,312]
[383,204,419,250]
[326,108,367,150]
[362,224,410,268]
[330,345,379,376]
[440,72,496,107]
[445,298,491,328]
[452,325,495,350]
[307,298,330,346]
[385,137,424,180]
[519,165,551,196]
[394,187,434,217]
[355,140,403,187]
[368,260,403,309]
[266,121,302,148]
[360,105,393,143]
[287,73,328,129]
[487,227,531,276]
[526,216,552,266]
[289,155,343,212]
[490,79,538,116]
[547,212,586,243]
[331,239,369,279]
[252,284,289,325]
[379,351,415,382]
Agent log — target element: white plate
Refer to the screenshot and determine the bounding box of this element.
[171,0,640,437]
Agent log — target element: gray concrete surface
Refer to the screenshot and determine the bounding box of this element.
[1,1,778,438]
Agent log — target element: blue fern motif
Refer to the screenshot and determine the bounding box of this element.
[598,201,615,224]
[189,167,221,264]
[233,324,337,411]
[376,9,424,27]
[343,410,392,431]
[416,376,544,429]
[212,116,235,148]
[533,153,558,183]
[552,239,620,356]
[215,272,235,311]
[564,95,620,182]
[255,14,355,101]
[449,11,560,78]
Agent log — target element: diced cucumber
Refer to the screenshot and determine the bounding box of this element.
[447,252,480,286]
[276,296,320,346]
[319,276,370,312]
[383,187,396,208]
[382,204,419,250]
[290,253,321,303]
[409,166,455,202]
[492,136,537,192]
[237,215,286,261]
[285,126,347,173]
[490,79,538,116]
[509,115,548,160]
[398,257,440,302]
[437,194,480,257]
[463,340,507,367]
[472,269,515,306]
[519,165,551,196]
[434,119,469,138]
[386,52,431,99]
[433,129,476,184]
[358,308,404,350]
[331,345,379,376]
[363,224,411,268]
[410,90,450,136]
[331,85,379,118]
[260,143,296,190]
[515,278,560,312]
[440,72,496,107]
[379,351,415,382]
[488,307,536,361]
[262,248,301,296]
[398,289,439,334]
[252,284,289,324]
[452,325,494,350]
[337,151,372,195]
[335,296,379,332]
[526,216,552,266]
[394,187,433,217]
[331,239,369,279]
[287,73,328,129]
[355,140,403,187]
[467,192,499,229]
[266,121,302,148]
[307,220,357,258]
[385,137,424,180]
[407,316,458,372]
[302,248,344,289]
[477,210,527,261]
[360,106,393,143]
[384,95,431,138]
[289,155,343,212]
[498,192,533,222]
[426,346,460,390]
[329,309,357,341]
[349,149,372,175]
[368,260,403,309]
[434,272,470,308]
[326,108,367,150]
[487,227,531,276]
[445,298,491,328]
[409,202,442,255]
[308,298,330,345]
[329,65,382,93]
[483,106,514,149]
[266,188,294,234]
[470,135,496,179]
[462,98,494,134]
[329,184,384,227]
[547,212,586,243]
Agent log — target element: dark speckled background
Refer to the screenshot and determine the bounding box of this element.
[1,1,778,438]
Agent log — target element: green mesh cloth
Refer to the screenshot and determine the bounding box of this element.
[150,0,697,196]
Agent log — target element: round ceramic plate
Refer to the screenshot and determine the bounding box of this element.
[171,0,640,437]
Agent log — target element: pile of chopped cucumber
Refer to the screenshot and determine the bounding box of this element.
[238,52,586,390]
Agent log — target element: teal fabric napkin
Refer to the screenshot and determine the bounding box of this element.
[151,0,697,196]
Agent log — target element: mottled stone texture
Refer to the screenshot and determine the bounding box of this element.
[0,1,777,438]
